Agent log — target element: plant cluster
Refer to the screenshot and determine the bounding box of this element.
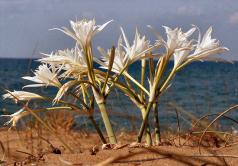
[2,18,228,146]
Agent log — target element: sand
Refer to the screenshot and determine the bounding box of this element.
[0,128,237,166]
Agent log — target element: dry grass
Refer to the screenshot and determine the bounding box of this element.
[1,129,238,165]
[0,107,238,165]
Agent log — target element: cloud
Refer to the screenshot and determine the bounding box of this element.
[177,6,202,16]
[0,0,237,60]
[229,12,238,24]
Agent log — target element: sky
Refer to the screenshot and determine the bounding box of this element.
[0,0,238,60]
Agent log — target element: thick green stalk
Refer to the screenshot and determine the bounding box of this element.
[68,91,107,144]
[137,58,168,143]
[141,107,152,146]
[139,59,152,145]
[85,43,117,143]
[153,101,161,144]
[97,102,117,144]
[137,101,153,143]
[86,59,117,144]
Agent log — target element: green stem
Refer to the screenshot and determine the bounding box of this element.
[69,93,107,144]
[140,59,146,100]
[42,105,106,144]
[159,68,176,93]
[89,116,107,144]
[141,107,152,146]
[102,46,115,94]
[86,55,117,144]
[124,75,134,93]
[153,101,161,144]
[69,92,107,144]
[137,102,153,143]
[124,72,149,96]
[84,44,115,144]
[137,56,172,143]
[176,59,193,72]
[98,102,117,144]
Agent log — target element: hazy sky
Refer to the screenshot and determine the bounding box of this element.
[0,0,238,60]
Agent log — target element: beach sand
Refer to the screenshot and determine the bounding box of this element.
[0,128,238,166]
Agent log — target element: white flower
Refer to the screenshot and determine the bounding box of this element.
[191,27,229,60]
[53,19,113,48]
[3,90,43,103]
[98,28,153,73]
[173,40,194,68]
[163,26,196,54]
[97,36,127,73]
[22,64,61,88]
[121,27,152,64]
[1,108,28,127]
[194,27,218,53]
[53,80,78,104]
[39,47,88,77]
[110,47,127,73]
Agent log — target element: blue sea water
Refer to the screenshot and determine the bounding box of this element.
[0,58,238,131]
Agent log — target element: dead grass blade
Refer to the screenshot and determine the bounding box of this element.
[3,89,74,153]
[174,107,181,146]
[95,147,237,166]
[58,156,82,166]
[0,140,6,162]
[199,104,238,153]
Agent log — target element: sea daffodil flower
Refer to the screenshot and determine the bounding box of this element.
[190,26,229,60]
[1,108,28,127]
[22,64,61,88]
[99,28,153,73]
[39,47,88,77]
[97,36,127,73]
[53,19,113,49]
[40,47,87,67]
[121,28,152,66]
[173,40,194,68]
[163,26,196,55]
[3,90,43,103]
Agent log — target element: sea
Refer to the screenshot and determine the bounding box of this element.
[0,58,238,132]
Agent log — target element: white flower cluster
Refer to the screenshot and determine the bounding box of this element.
[2,18,228,132]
